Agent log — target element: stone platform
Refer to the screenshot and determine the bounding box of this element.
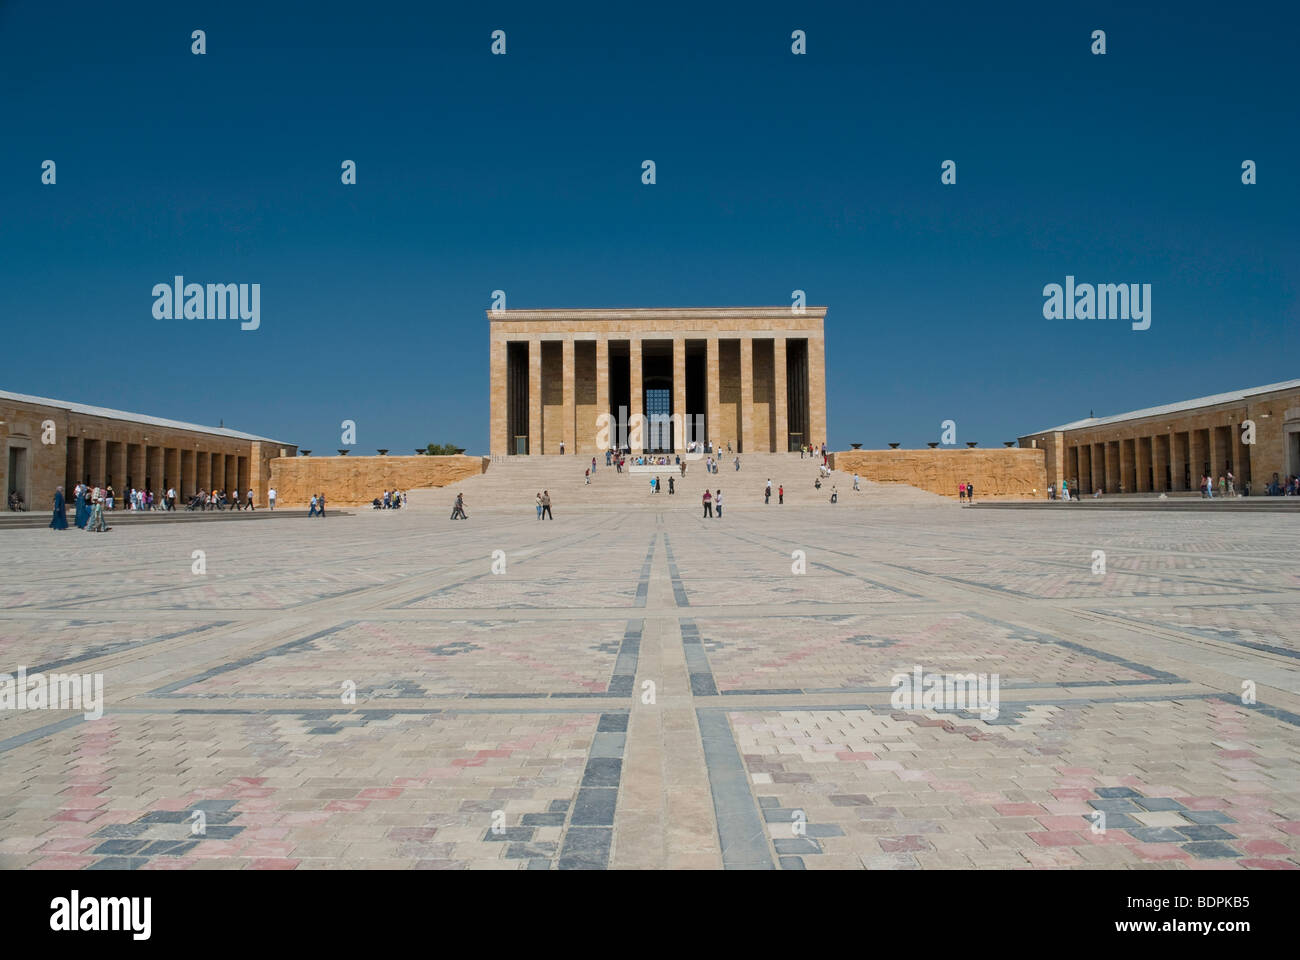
[0,497,1296,870]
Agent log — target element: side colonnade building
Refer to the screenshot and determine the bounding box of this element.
[1,389,296,510]
[487,307,828,457]
[1019,380,1300,495]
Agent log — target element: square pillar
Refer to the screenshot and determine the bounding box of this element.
[87,439,106,488]
[528,339,543,455]
[1106,441,1120,492]
[596,338,610,451]
[489,338,507,458]
[739,336,754,454]
[672,336,687,451]
[1210,424,1227,484]
[773,337,788,453]
[1077,444,1091,495]
[1119,438,1133,493]
[629,337,643,454]
[1090,442,1103,494]
[1153,434,1169,491]
[808,332,827,450]
[562,338,576,455]
[706,336,720,449]
[1189,429,1207,487]
[1136,437,1152,492]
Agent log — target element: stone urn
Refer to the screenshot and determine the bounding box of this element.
[1003,441,1016,447]
[300,450,312,456]
[377,449,388,456]
[850,443,863,449]
[414,449,425,455]
[927,442,939,449]
[337,449,350,456]
[888,442,900,449]
[453,448,466,455]
[966,441,978,448]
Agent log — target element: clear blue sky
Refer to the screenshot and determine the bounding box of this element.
[2,0,1295,453]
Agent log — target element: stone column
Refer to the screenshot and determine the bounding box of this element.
[1136,437,1152,492]
[528,339,542,455]
[1210,424,1227,484]
[629,337,643,454]
[67,435,83,489]
[672,336,687,451]
[1151,436,1168,491]
[773,337,788,454]
[706,336,721,450]
[808,332,827,450]
[113,442,128,492]
[1119,437,1133,493]
[739,336,754,454]
[1189,429,1206,487]
[596,338,610,451]
[489,337,506,458]
[1106,441,1121,492]
[87,439,106,488]
[562,337,576,455]
[1090,442,1104,494]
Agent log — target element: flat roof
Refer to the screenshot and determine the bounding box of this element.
[1026,379,1300,436]
[0,389,293,444]
[487,306,828,322]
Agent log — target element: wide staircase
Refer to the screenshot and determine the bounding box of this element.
[409,452,947,514]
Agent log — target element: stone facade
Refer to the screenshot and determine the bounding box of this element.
[1019,381,1300,495]
[488,307,828,457]
[268,455,487,507]
[1,390,294,512]
[830,448,1047,498]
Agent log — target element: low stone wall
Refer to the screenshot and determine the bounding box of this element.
[829,448,1046,499]
[269,455,487,507]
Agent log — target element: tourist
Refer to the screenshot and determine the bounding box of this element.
[668,476,675,495]
[966,481,975,504]
[50,486,68,530]
[105,485,114,511]
[715,489,723,517]
[959,482,966,504]
[830,485,838,504]
[1048,482,1056,500]
[167,486,175,510]
[559,441,565,455]
[541,490,553,519]
[1226,472,1235,497]
[86,493,110,533]
[814,477,822,491]
[1060,480,1068,501]
[450,492,467,519]
[536,492,543,519]
[605,449,612,467]
[308,493,318,517]
[1218,475,1227,499]
[318,493,326,517]
[268,487,277,510]
[585,468,590,485]
[402,491,407,508]
[765,478,772,504]
[734,456,740,472]
[74,484,89,528]
[592,456,597,474]
[853,473,860,492]
[702,488,713,518]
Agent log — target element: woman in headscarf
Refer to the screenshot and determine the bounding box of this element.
[50,486,68,530]
[86,493,110,532]
[74,484,90,528]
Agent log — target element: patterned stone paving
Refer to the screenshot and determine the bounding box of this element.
[1,500,1297,869]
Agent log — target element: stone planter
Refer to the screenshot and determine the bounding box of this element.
[888,442,900,449]
[927,442,939,449]
[1003,441,1016,448]
[337,449,350,456]
[377,449,388,456]
[414,449,425,455]
[300,450,311,456]
[966,441,978,448]
[850,443,863,450]
[453,448,466,455]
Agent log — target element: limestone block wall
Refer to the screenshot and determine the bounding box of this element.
[269,455,487,507]
[1,399,66,510]
[829,448,1047,498]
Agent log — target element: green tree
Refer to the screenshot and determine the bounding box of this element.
[424,443,463,456]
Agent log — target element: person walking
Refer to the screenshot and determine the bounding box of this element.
[853,473,860,492]
[50,486,68,530]
[268,487,276,510]
[1218,475,1227,499]
[536,492,543,519]
[958,482,966,504]
[1227,471,1235,497]
[702,488,713,518]
[830,485,838,504]
[966,481,975,504]
[74,485,89,528]
[541,490,553,519]
[592,456,597,475]
[714,489,723,517]
[778,484,784,504]
[764,479,772,504]
[318,492,326,516]
[668,476,675,495]
[585,468,591,485]
[450,492,467,519]
[105,485,115,511]
[734,456,740,472]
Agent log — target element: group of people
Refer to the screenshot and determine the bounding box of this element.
[958,481,977,504]
[187,488,255,510]
[307,493,328,517]
[49,483,111,532]
[533,491,551,519]
[372,489,406,509]
[1266,473,1299,496]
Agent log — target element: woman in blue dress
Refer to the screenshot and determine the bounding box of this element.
[50,486,68,530]
[74,486,90,528]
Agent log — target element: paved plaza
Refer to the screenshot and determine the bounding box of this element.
[1,496,1298,870]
